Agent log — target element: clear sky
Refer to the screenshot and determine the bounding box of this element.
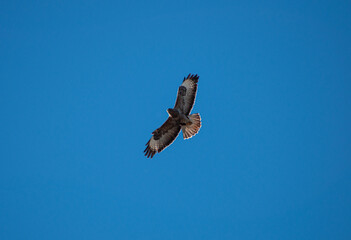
[1,0,351,239]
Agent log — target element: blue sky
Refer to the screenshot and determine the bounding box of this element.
[1,0,351,239]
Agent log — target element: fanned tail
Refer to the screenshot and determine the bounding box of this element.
[182,113,201,139]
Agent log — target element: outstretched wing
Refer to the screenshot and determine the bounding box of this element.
[174,74,199,115]
[144,118,181,158]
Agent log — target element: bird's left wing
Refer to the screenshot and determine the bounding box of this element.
[144,117,181,158]
[174,74,199,115]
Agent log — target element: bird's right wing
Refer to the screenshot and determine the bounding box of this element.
[144,117,181,158]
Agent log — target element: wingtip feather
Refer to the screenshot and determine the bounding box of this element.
[183,73,199,83]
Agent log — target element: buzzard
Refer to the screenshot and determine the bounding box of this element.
[144,74,201,158]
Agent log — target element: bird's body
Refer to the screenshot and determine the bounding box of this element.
[144,74,201,158]
[167,108,190,125]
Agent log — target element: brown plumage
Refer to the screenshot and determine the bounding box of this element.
[144,74,202,158]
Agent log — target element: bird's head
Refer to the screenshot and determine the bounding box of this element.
[167,108,179,118]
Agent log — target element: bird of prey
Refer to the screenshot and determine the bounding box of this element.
[144,74,201,158]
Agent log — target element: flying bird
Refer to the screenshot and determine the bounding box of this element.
[144,74,201,158]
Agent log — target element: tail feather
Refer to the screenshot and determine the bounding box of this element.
[182,113,201,139]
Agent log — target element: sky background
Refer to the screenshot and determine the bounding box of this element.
[1,0,351,239]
